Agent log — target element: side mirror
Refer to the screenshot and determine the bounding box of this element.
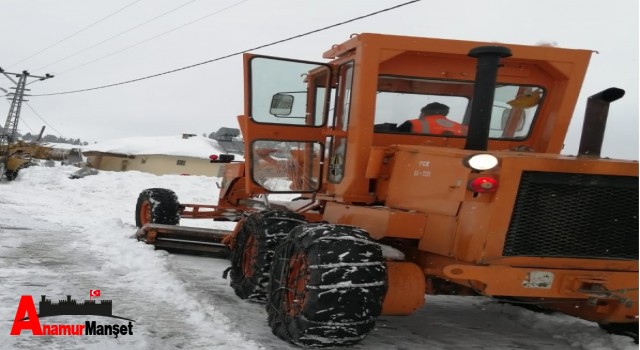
[270,93,294,116]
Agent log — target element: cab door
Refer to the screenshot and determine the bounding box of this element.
[238,54,333,194]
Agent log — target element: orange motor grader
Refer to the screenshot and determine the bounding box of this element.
[135,33,638,347]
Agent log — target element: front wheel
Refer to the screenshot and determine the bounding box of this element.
[267,224,387,347]
[135,188,181,227]
[228,210,307,302]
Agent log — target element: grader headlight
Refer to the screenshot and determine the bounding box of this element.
[463,153,499,171]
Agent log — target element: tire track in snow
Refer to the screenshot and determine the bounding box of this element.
[0,167,263,349]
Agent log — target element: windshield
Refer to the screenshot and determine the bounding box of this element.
[374,76,543,139]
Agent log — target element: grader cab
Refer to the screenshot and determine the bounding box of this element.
[135,33,638,346]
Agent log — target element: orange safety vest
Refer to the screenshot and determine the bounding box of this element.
[409,115,467,136]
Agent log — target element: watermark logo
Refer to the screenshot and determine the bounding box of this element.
[10,290,135,338]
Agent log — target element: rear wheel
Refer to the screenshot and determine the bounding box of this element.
[228,210,306,302]
[135,188,180,227]
[267,224,387,347]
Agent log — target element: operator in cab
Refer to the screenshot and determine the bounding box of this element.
[397,102,467,136]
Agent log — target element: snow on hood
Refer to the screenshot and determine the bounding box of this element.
[81,135,243,160]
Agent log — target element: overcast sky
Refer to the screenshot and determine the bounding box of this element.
[1,0,638,159]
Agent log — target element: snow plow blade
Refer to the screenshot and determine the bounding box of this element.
[135,223,231,256]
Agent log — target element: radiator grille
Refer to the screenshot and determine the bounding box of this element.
[503,171,638,260]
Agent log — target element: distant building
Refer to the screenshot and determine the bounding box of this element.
[82,132,244,176]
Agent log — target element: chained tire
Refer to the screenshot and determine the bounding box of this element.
[135,188,181,227]
[228,210,307,303]
[267,223,387,347]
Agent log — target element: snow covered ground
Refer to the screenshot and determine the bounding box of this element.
[0,165,636,350]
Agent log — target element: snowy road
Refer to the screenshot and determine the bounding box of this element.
[0,166,636,349]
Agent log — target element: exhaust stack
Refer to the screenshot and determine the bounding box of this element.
[465,46,512,151]
[577,87,625,157]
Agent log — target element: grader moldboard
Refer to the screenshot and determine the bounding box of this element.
[134,33,639,347]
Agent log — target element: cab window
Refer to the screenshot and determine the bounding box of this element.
[374,76,543,140]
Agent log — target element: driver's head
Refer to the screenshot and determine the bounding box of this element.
[421,102,450,116]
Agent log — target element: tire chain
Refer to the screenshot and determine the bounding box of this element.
[229,210,307,302]
[268,223,387,347]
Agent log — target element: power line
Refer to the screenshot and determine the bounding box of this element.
[8,0,144,68]
[34,0,420,97]
[18,115,36,135]
[35,0,200,72]
[58,0,249,76]
[24,102,65,138]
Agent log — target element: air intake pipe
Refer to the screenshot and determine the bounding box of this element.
[465,46,512,151]
[577,87,625,157]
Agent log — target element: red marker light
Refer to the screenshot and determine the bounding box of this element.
[209,154,219,161]
[468,177,498,193]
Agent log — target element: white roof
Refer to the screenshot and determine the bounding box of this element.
[82,135,243,160]
[42,142,82,150]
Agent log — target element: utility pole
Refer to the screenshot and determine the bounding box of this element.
[0,68,53,177]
